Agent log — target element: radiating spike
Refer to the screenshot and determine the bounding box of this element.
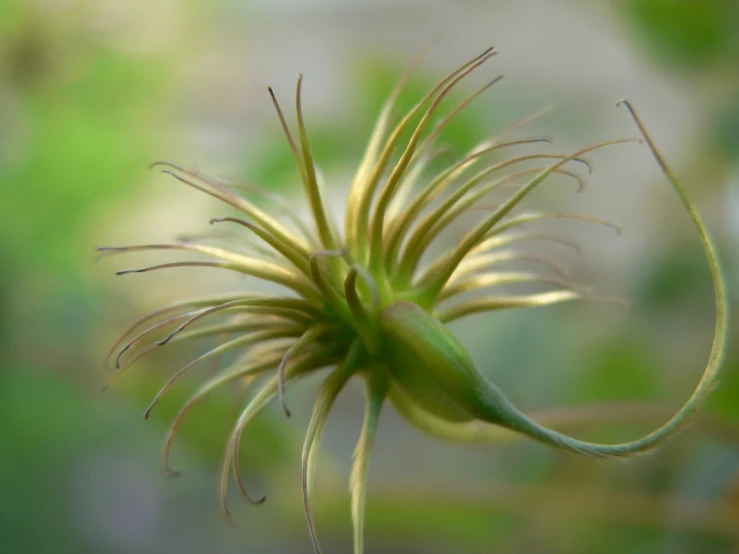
[415,76,504,162]
[349,373,388,554]
[113,312,195,369]
[369,55,501,271]
[277,325,334,417]
[144,328,303,420]
[353,47,497,262]
[108,321,286,391]
[385,147,457,230]
[345,41,438,252]
[157,298,318,347]
[436,290,629,323]
[394,162,586,282]
[106,295,249,363]
[420,137,640,301]
[295,75,338,250]
[100,243,317,298]
[302,341,362,554]
[161,353,283,478]
[210,217,310,275]
[439,271,587,302]
[230,351,334,508]
[151,162,309,252]
[470,231,583,258]
[386,152,589,276]
[226,170,320,246]
[487,212,621,240]
[448,250,572,283]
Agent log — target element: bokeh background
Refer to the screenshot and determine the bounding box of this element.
[1,0,738,552]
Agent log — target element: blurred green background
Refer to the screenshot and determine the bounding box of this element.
[1,0,738,552]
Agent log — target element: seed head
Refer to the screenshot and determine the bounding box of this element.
[100,47,727,554]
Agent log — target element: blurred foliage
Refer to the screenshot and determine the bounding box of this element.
[0,1,167,275]
[620,0,739,167]
[713,92,739,160]
[621,0,739,71]
[0,370,110,553]
[575,337,660,402]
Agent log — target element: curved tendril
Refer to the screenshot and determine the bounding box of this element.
[151,163,308,253]
[494,99,720,455]
[228,354,332,511]
[102,319,287,394]
[230,374,283,503]
[106,296,242,363]
[432,102,724,460]
[391,386,739,445]
[157,298,317,346]
[116,261,233,275]
[219,377,281,524]
[113,312,194,369]
[162,349,326,479]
